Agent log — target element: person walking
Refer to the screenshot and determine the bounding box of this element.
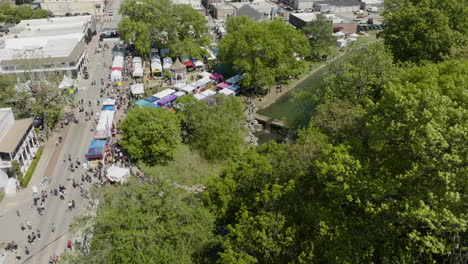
[67,240,73,250]
[72,200,76,209]
[16,210,20,217]
[27,221,31,230]
[51,223,56,233]
[68,201,73,211]
[37,229,41,240]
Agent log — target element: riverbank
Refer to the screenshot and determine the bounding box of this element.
[252,54,343,112]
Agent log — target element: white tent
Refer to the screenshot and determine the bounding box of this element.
[180,85,195,94]
[194,60,204,68]
[173,82,187,90]
[58,75,77,89]
[162,57,172,70]
[194,93,207,100]
[151,57,162,74]
[154,88,175,99]
[103,98,116,106]
[111,70,122,82]
[132,57,143,64]
[131,83,144,95]
[106,165,130,183]
[133,63,144,77]
[334,31,345,37]
[198,71,211,79]
[350,33,359,38]
[347,37,358,42]
[218,88,235,96]
[173,91,186,97]
[202,47,216,60]
[201,89,216,97]
[337,39,347,47]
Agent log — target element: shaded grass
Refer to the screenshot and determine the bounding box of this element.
[140,144,224,187]
[21,146,44,188]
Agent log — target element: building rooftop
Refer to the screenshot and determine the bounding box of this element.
[0,33,84,63]
[212,3,235,9]
[0,118,33,153]
[315,0,360,6]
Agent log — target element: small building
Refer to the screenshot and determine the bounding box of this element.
[210,2,236,19]
[170,58,187,85]
[39,0,105,16]
[290,0,315,11]
[313,0,361,13]
[233,0,279,21]
[173,0,206,16]
[0,108,39,180]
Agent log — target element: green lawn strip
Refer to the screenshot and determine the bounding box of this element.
[21,146,44,188]
[140,144,224,187]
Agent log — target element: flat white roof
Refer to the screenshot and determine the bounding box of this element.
[0,33,84,62]
[8,16,92,38]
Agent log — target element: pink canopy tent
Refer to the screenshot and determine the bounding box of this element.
[210,73,223,80]
[216,82,229,89]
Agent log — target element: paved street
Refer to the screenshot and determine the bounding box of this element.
[0,2,123,263]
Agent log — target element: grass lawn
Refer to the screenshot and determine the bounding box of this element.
[0,192,4,204]
[140,144,224,187]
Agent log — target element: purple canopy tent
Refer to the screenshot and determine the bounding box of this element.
[157,94,178,106]
[216,82,229,89]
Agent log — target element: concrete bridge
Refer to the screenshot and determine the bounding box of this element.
[254,114,288,128]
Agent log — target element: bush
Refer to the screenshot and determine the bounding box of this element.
[21,146,43,188]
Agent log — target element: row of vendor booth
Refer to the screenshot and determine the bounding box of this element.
[133,72,245,108]
[85,98,116,165]
[111,52,125,82]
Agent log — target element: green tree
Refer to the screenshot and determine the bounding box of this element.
[11,160,23,182]
[0,3,50,24]
[175,95,247,161]
[120,107,181,166]
[218,18,309,93]
[65,177,215,264]
[380,0,468,62]
[119,0,210,57]
[29,81,65,131]
[302,14,334,57]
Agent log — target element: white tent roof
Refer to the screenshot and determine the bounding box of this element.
[58,75,77,89]
[173,91,186,97]
[201,89,216,97]
[106,165,130,183]
[198,71,211,79]
[103,98,116,106]
[194,60,204,67]
[131,83,144,95]
[194,93,207,100]
[133,63,144,77]
[173,82,187,90]
[218,88,235,96]
[334,31,345,36]
[350,33,359,37]
[162,57,172,70]
[180,85,195,94]
[111,70,122,82]
[132,57,142,63]
[154,89,175,99]
[347,37,358,41]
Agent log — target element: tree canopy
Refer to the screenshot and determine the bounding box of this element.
[65,177,215,264]
[301,14,335,57]
[0,4,50,24]
[380,0,468,62]
[120,107,181,166]
[174,94,247,161]
[119,0,210,57]
[218,17,309,92]
[205,59,468,263]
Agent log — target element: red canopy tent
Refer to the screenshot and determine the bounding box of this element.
[184,61,195,68]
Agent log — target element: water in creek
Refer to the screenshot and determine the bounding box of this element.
[257,68,325,127]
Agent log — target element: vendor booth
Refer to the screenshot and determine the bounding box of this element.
[151,57,163,76]
[106,165,130,183]
[131,83,144,95]
[226,74,245,84]
[157,94,178,106]
[154,89,175,99]
[218,88,235,96]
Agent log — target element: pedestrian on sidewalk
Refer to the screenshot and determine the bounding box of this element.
[37,229,41,240]
[20,222,25,231]
[67,240,73,250]
[68,201,73,211]
[72,200,76,209]
[51,223,56,233]
[25,246,29,255]
[27,221,31,230]
[16,210,20,217]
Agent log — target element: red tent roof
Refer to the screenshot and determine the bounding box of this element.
[184,61,195,68]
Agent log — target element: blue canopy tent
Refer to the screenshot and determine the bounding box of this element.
[145,96,159,102]
[147,103,161,109]
[134,99,152,107]
[85,147,104,159]
[89,140,107,149]
[226,74,245,84]
[102,105,116,111]
[227,84,240,92]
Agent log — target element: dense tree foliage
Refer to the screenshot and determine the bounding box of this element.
[175,94,247,161]
[302,14,335,57]
[380,0,468,62]
[120,107,181,166]
[218,17,309,92]
[65,177,215,264]
[205,60,468,263]
[0,4,50,24]
[119,0,210,57]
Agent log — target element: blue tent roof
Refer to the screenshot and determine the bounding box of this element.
[227,84,240,91]
[134,99,152,107]
[226,74,245,84]
[89,140,107,149]
[145,96,159,102]
[85,147,104,158]
[146,103,161,109]
[102,105,116,111]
